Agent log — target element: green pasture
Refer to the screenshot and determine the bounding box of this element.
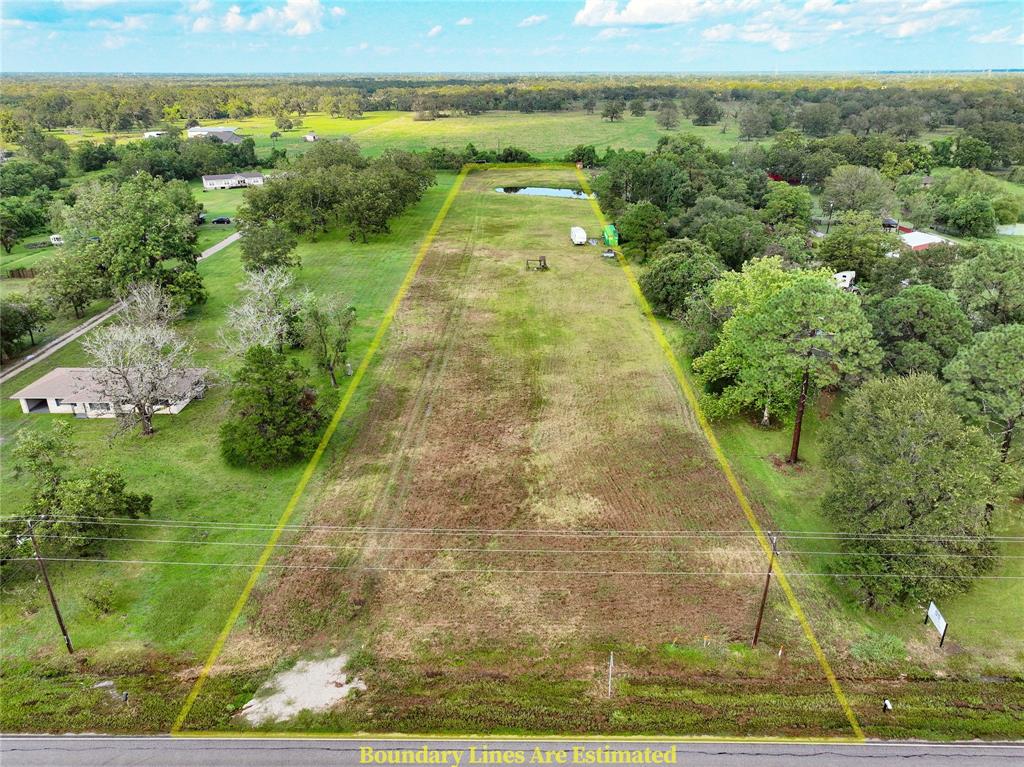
[0,172,458,731]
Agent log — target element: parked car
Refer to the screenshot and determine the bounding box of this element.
[212,216,232,225]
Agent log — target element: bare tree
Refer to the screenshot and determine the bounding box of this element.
[82,284,202,437]
[118,281,183,326]
[220,268,294,356]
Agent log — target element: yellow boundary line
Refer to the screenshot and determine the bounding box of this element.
[171,165,472,734]
[172,162,862,741]
[573,166,865,742]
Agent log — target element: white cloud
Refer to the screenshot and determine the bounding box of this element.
[738,22,793,51]
[217,0,329,37]
[518,14,549,27]
[192,16,215,33]
[701,23,735,42]
[427,24,443,37]
[456,17,473,26]
[1,18,36,29]
[101,33,130,49]
[188,0,213,13]
[63,0,123,10]
[596,27,631,39]
[223,5,247,32]
[968,26,1017,44]
[574,0,754,26]
[331,6,346,17]
[88,15,148,31]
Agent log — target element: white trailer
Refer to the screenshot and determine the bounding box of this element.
[570,226,587,245]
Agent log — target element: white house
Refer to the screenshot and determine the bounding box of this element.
[143,130,167,139]
[201,172,265,190]
[304,132,318,142]
[10,367,206,419]
[49,234,64,246]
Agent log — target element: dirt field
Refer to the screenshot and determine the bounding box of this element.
[187,167,864,736]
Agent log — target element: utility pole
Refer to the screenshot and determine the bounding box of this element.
[28,522,74,654]
[752,534,779,647]
[607,652,614,698]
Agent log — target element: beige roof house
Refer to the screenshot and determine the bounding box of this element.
[10,367,206,418]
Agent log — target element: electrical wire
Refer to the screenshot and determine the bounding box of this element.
[5,557,1024,579]
[23,532,1024,560]
[4,515,1022,543]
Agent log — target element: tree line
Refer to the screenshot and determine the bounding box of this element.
[596,133,1024,609]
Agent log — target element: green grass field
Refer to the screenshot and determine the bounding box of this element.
[45,110,753,160]
[0,172,459,732]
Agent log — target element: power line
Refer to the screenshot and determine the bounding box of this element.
[6,515,1023,543]
[25,532,1024,560]
[8,557,1024,580]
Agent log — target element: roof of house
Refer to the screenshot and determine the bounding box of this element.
[202,171,264,182]
[900,231,949,249]
[10,367,206,404]
[187,125,237,133]
[202,131,243,144]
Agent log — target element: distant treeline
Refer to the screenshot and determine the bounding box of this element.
[2,74,1022,150]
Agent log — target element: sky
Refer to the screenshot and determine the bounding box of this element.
[0,0,1021,74]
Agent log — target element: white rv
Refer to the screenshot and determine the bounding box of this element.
[570,226,587,245]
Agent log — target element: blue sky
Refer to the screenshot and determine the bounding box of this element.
[1,1,1021,73]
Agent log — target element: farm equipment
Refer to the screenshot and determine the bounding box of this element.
[526,255,549,271]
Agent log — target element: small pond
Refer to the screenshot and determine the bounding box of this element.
[494,186,591,199]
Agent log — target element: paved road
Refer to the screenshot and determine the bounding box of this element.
[2,737,1023,767]
[0,231,242,386]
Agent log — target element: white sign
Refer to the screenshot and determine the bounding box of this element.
[926,601,948,645]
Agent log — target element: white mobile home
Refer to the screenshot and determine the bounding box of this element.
[201,172,265,190]
[10,367,206,419]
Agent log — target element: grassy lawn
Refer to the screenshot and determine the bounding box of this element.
[189,180,249,251]
[0,172,459,732]
[44,110,754,161]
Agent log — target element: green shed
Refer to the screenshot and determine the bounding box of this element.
[603,224,619,247]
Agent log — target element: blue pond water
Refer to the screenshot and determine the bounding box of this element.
[494,186,591,199]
